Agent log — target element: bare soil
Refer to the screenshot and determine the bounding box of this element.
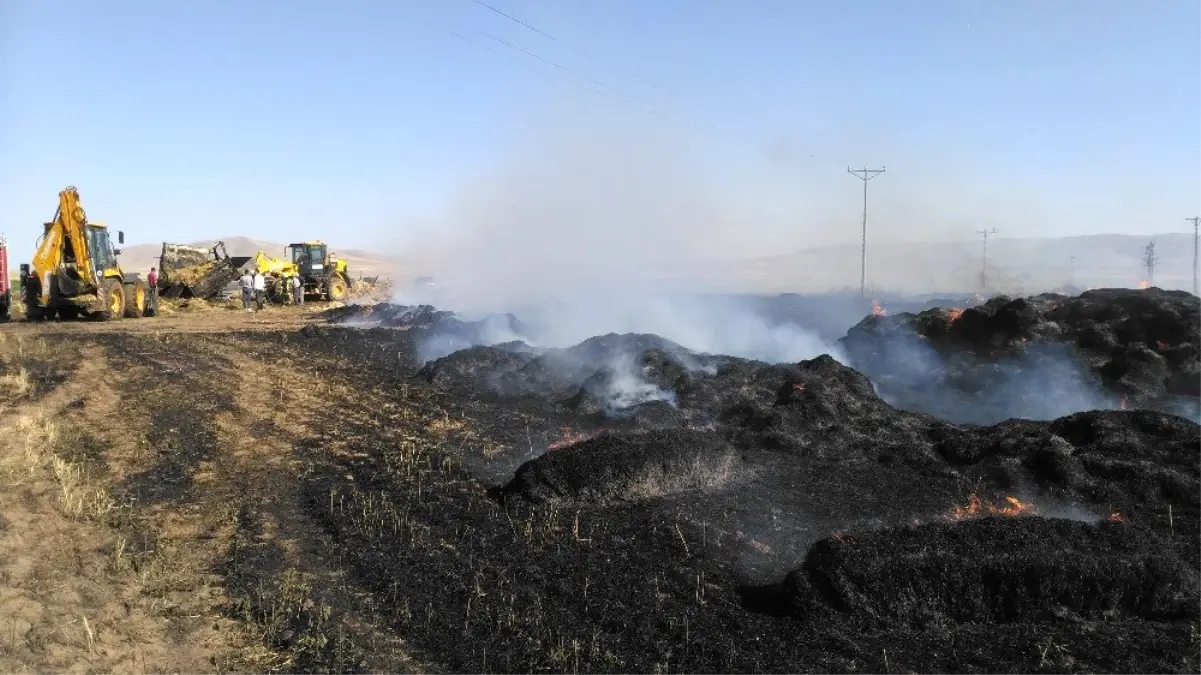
[0,304,421,673]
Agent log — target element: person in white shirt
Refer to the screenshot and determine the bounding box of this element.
[252,271,266,311]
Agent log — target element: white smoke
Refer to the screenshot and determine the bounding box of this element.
[604,353,678,412]
[387,94,847,368]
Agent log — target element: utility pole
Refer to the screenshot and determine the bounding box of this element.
[847,166,886,297]
[976,227,999,293]
[1188,217,1199,296]
[1143,241,1157,287]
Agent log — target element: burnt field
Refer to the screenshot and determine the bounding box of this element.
[291,286,1201,673]
[1,289,1196,673]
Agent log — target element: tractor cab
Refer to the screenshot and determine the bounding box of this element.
[82,223,124,275]
[286,241,328,276]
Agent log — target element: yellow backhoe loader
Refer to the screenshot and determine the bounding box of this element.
[21,186,151,321]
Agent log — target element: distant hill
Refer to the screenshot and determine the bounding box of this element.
[723,233,1199,295]
[118,236,398,280]
[112,232,1199,297]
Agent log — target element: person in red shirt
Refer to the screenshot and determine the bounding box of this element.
[146,267,159,316]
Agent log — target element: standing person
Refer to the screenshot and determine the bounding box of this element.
[146,266,159,315]
[292,274,304,306]
[239,270,254,311]
[252,270,266,311]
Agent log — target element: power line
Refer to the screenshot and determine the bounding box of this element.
[976,227,999,293]
[466,0,757,138]
[455,0,816,155]
[847,166,885,297]
[420,15,740,144]
[1187,216,1199,296]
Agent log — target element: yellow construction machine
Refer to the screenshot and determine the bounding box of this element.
[246,241,351,302]
[283,240,350,301]
[22,186,152,321]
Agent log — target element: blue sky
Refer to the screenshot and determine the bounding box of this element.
[1,0,1198,263]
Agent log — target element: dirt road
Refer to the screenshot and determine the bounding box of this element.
[0,307,423,673]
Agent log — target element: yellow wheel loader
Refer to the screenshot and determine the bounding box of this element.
[285,241,350,302]
[22,186,151,321]
[244,242,351,304]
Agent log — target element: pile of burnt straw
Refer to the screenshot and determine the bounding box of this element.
[838,287,1200,423]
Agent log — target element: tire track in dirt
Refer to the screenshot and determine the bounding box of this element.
[0,338,238,674]
[90,329,424,672]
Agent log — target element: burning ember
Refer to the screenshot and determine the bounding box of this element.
[871,300,887,317]
[548,426,600,450]
[945,307,964,322]
[1108,511,1126,524]
[792,382,806,392]
[945,494,1036,521]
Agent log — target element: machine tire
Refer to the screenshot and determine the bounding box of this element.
[96,278,125,321]
[123,280,147,318]
[59,306,80,320]
[327,275,348,302]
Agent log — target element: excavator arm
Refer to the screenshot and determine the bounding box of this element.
[29,186,97,303]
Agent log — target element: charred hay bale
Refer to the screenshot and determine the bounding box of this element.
[1057,288,1200,347]
[501,429,743,504]
[1098,343,1171,398]
[932,411,1200,491]
[370,303,456,327]
[1051,412,1201,525]
[417,344,537,387]
[562,333,691,365]
[717,355,936,461]
[782,516,1199,627]
[322,304,371,323]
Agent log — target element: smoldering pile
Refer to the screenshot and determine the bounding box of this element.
[840,287,1201,424]
[321,302,525,360]
[306,301,1200,672]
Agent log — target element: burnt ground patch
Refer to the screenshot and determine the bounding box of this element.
[0,332,78,406]
[781,516,1198,627]
[257,324,1201,673]
[92,333,236,505]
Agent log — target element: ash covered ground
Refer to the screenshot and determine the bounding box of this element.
[312,287,1200,673]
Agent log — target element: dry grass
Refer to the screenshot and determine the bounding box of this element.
[0,412,117,525]
[0,367,31,396]
[0,333,242,673]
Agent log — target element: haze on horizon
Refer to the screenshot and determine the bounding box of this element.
[2,0,1198,296]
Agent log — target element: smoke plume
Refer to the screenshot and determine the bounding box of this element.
[388,95,847,366]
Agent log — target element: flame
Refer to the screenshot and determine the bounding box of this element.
[1138,280,1149,289]
[792,382,806,392]
[1119,395,1128,411]
[1108,511,1126,524]
[871,300,887,317]
[548,426,599,450]
[945,494,1036,521]
[945,308,964,322]
[1158,341,1170,350]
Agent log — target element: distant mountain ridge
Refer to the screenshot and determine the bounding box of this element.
[727,232,1198,295]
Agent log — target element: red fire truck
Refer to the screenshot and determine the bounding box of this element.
[0,234,10,321]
